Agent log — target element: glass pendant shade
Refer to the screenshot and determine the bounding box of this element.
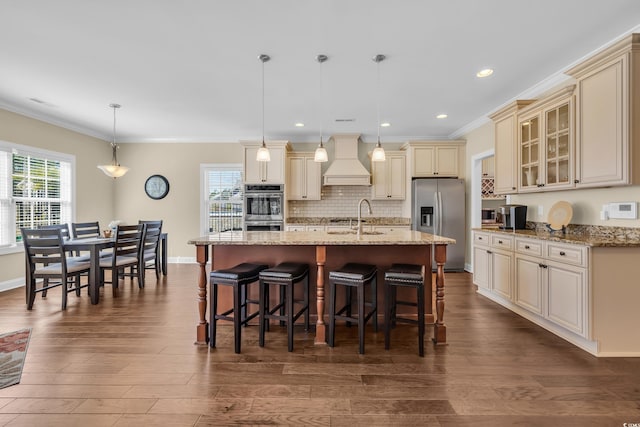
[371,140,386,162]
[98,104,129,178]
[256,140,271,162]
[314,144,328,162]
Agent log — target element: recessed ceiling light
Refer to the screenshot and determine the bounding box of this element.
[295,122,304,127]
[476,68,494,78]
[436,114,448,119]
[380,122,391,127]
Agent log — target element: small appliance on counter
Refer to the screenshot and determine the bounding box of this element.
[481,208,497,224]
[497,204,527,230]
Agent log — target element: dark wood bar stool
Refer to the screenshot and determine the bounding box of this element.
[258,262,310,352]
[384,263,426,357]
[209,262,269,353]
[328,263,378,354]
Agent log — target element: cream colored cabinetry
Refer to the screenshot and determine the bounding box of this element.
[241,141,288,184]
[285,225,306,232]
[481,156,494,177]
[371,151,406,200]
[472,231,513,300]
[402,141,465,178]
[490,101,534,194]
[517,87,575,193]
[567,33,640,188]
[287,152,321,200]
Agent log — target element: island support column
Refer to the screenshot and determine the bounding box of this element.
[195,244,209,345]
[315,245,327,344]
[433,243,447,344]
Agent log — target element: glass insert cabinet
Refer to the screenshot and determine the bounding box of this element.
[518,89,574,192]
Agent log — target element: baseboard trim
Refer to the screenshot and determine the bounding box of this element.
[0,278,24,293]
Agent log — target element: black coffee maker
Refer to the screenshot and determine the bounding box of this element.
[497,205,527,230]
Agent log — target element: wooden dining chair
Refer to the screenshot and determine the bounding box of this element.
[138,220,163,281]
[99,224,146,296]
[71,221,101,239]
[21,227,91,310]
[38,223,86,297]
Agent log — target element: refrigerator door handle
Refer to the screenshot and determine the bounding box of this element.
[438,191,443,235]
[435,191,441,235]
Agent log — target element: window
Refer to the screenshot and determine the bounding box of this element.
[200,164,243,234]
[0,141,74,250]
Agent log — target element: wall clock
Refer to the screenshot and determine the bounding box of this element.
[144,174,170,200]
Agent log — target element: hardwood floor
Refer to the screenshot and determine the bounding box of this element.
[1,264,639,426]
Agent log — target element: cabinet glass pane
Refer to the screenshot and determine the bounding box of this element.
[522,122,530,141]
[558,133,569,156]
[547,136,557,158]
[547,110,557,134]
[558,104,569,131]
[531,142,538,163]
[547,161,557,183]
[558,159,569,183]
[522,145,529,164]
[530,117,539,139]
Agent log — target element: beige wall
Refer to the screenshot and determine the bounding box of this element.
[0,109,114,283]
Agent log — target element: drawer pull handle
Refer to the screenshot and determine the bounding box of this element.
[524,245,530,249]
[487,250,492,254]
[498,240,503,244]
[559,251,566,256]
[478,237,483,240]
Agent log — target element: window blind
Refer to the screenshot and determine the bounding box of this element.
[203,166,243,234]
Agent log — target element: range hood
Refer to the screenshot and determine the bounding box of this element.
[323,134,371,186]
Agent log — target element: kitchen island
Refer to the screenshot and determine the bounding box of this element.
[188,229,455,346]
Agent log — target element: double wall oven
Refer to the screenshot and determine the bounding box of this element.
[244,184,284,231]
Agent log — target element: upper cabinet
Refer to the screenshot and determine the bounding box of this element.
[286,152,321,200]
[241,141,289,184]
[370,150,406,200]
[490,101,534,195]
[517,87,575,193]
[482,156,495,178]
[402,141,465,178]
[567,34,640,188]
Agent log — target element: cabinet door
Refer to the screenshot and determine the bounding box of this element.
[264,147,285,184]
[491,250,513,300]
[514,255,543,314]
[575,56,627,187]
[435,146,459,176]
[519,113,541,192]
[244,147,266,183]
[546,263,586,336]
[544,100,573,189]
[304,157,321,200]
[287,157,306,199]
[495,114,518,194]
[372,153,405,199]
[413,146,435,176]
[473,246,490,290]
[371,160,388,199]
[482,156,495,177]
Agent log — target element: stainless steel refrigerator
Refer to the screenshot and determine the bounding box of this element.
[411,178,466,271]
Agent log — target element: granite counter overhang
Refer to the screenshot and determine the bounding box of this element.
[189,229,455,246]
[473,227,640,248]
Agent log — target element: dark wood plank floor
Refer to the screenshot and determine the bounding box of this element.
[1,264,639,426]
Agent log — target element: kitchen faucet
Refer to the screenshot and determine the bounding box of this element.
[356,198,372,235]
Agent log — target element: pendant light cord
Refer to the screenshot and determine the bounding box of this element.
[376,59,381,145]
[262,58,265,145]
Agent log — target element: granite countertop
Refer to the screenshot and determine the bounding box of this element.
[286,217,411,226]
[473,227,640,248]
[188,229,454,246]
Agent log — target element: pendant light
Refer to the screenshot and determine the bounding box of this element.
[97,103,129,178]
[256,54,271,162]
[371,54,386,162]
[314,54,329,162]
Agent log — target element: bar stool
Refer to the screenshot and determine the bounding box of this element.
[258,262,310,352]
[209,262,269,353]
[328,263,378,354]
[384,263,426,357]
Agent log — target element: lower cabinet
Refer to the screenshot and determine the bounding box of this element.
[514,255,543,315]
[546,262,586,336]
[472,232,513,300]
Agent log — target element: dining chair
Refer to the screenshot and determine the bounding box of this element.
[71,221,101,239]
[38,223,87,296]
[99,224,146,296]
[138,220,163,281]
[21,227,91,310]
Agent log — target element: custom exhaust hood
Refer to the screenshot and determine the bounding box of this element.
[323,134,371,186]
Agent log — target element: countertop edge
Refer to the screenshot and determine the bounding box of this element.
[472,228,640,248]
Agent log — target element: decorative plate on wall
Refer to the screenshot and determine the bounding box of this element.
[547,201,573,230]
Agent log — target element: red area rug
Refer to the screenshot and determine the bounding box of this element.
[0,328,31,389]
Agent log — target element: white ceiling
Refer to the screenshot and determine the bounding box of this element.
[1,1,640,144]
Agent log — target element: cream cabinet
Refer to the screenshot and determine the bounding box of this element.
[287,152,321,200]
[567,33,640,188]
[490,101,534,194]
[517,87,575,193]
[241,141,288,184]
[402,141,465,178]
[371,151,406,200]
[481,156,494,177]
[472,231,513,300]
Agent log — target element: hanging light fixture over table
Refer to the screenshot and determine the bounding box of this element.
[371,54,386,162]
[256,54,271,162]
[314,54,329,162]
[98,103,129,178]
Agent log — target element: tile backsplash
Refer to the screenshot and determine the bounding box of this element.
[288,186,404,218]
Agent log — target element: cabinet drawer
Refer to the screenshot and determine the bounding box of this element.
[474,232,491,246]
[515,238,543,257]
[286,225,306,232]
[307,225,325,232]
[546,243,587,267]
[490,234,514,250]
